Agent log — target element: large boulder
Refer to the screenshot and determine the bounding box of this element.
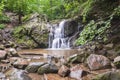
[63,19,78,37]
[26,62,46,73]
[37,63,58,74]
[87,54,111,70]
[58,65,70,77]
[92,70,120,80]
[0,50,7,60]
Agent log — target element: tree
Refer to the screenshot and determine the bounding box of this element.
[5,0,35,24]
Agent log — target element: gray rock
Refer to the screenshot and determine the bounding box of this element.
[70,65,87,80]
[87,54,111,70]
[37,63,58,74]
[92,70,120,80]
[0,72,6,79]
[58,65,70,77]
[26,62,46,73]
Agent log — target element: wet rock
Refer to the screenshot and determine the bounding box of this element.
[26,62,46,73]
[37,63,58,74]
[70,65,87,80]
[114,56,120,68]
[58,65,70,77]
[92,70,120,80]
[87,54,111,70]
[0,50,7,60]
[13,58,29,69]
[9,68,32,80]
[63,20,78,37]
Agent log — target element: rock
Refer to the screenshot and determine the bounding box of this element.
[0,50,7,60]
[58,65,70,77]
[114,56,120,68]
[70,65,87,80]
[1,60,10,64]
[13,58,29,69]
[92,70,120,80]
[0,45,5,50]
[8,48,19,57]
[0,64,11,72]
[68,53,89,63]
[63,20,78,37]
[9,68,32,80]
[0,72,6,79]
[87,54,111,70]
[104,43,113,50]
[26,62,46,73]
[37,63,58,74]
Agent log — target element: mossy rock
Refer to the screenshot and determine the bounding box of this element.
[37,63,58,74]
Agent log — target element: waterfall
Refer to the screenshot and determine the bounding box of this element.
[48,20,80,49]
[48,20,69,49]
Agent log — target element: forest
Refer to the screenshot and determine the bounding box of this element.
[0,0,120,80]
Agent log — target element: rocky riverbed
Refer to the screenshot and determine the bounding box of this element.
[0,41,120,80]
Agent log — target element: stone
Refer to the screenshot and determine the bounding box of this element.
[58,65,70,77]
[68,53,89,63]
[0,45,5,50]
[26,62,46,73]
[37,63,58,74]
[114,56,120,68]
[104,43,113,50]
[70,65,87,80]
[92,70,120,80]
[13,58,29,69]
[9,68,32,80]
[87,54,111,70]
[8,48,19,57]
[0,50,7,60]
[0,72,6,79]
[0,64,11,72]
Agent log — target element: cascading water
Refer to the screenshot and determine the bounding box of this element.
[49,20,81,49]
[49,20,70,49]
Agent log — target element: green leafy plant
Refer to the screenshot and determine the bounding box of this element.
[0,24,5,29]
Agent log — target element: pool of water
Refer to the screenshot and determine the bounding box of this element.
[18,48,78,58]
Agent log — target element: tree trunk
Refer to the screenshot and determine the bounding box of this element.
[18,13,22,24]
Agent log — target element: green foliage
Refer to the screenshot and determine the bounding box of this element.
[0,24,5,29]
[0,0,4,15]
[75,19,111,45]
[0,15,10,23]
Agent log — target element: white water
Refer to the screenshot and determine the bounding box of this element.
[49,20,70,49]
